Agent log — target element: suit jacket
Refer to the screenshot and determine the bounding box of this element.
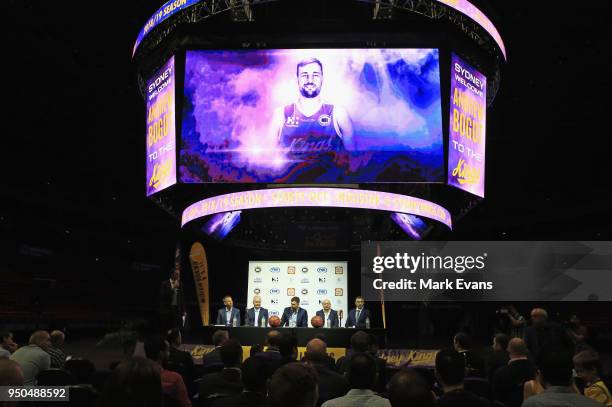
[244,307,269,327]
[198,368,243,401]
[523,322,572,356]
[316,310,339,328]
[211,391,267,407]
[311,364,350,406]
[160,279,185,312]
[216,308,241,326]
[345,308,371,328]
[280,307,308,327]
[201,347,224,371]
[492,358,535,407]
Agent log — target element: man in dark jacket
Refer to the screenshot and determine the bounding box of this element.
[435,349,491,407]
[492,338,535,407]
[212,356,269,407]
[304,338,349,406]
[280,297,308,327]
[198,339,244,402]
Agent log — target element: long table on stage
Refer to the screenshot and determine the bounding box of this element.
[194,326,387,348]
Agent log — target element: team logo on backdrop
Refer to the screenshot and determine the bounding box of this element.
[335,288,343,296]
[287,266,295,274]
[301,267,309,273]
[270,267,281,273]
[254,266,261,273]
[254,288,261,294]
[300,278,310,284]
[270,288,280,295]
[270,311,279,316]
[301,288,309,295]
[317,289,327,295]
[271,277,279,283]
[319,277,326,283]
[287,288,295,296]
[335,266,343,274]
[302,299,309,306]
[317,267,328,273]
[253,277,262,283]
[270,299,278,304]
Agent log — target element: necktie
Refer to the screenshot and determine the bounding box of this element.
[356,310,361,324]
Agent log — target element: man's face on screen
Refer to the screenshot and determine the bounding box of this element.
[298,62,322,98]
[224,297,233,309]
[253,296,261,308]
[322,300,331,311]
[355,298,364,309]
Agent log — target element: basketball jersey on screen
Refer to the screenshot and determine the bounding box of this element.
[280,103,344,156]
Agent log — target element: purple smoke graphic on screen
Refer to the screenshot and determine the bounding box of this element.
[181,49,443,183]
[203,211,241,240]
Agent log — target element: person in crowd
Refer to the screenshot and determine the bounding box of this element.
[249,344,264,358]
[212,355,270,407]
[98,357,163,407]
[335,330,369,374]
[435,349,490,407]
[278,331,299,363]
[160,269,186,331]
[216,295,241,327]
[486,333,510,382]
[522,347,600,407]
[0,359,24,407]
[198,338,244,402]
[268,362,319,407]
[453,331,485,377]
[523,308,572,356]
[202,329,229,370]
[0,330,18,358]
[492,338,535,407]
[322,353,391,407]
[567,314,589,350]
[367,333,388,393]
[9,330,51,385]
[281,297,309,327]
[144,335,191,407]
[573,350,612,406]
[304,338,349,406]
[316,299,340,328]
[244,295,268,327]
[498,306,527,338]
[388,369,436,407]
[166,328,195,389]
[345,296,371,328]
[254,330,284,373]
[47,330,66,369]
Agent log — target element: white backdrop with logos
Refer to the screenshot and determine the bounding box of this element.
[247,261,348,327]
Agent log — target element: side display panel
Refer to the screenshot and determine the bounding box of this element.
[146,56,177,196]
[181,49,443,183]
[247,261,348,327]
[448,53,486,197]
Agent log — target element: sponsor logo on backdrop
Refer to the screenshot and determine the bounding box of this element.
[253,277,262,283]
[302,267,309,273]
[317,267,328,273]
[270,267,281,273]
[300,278,310,284]
[319,277,326,283]
[335,266,343,274]
[335,288,343,296]
[287,288,295,296]
[255,266,261,273]
[317,289,328,295]
[270,299,278,304]
[302,300,310,306]
[301,288,309,295]
[270,311,279,316]
[270,288,280,295]
[271,277,279,283]
[287,266,295,274]
[254,288,261,294]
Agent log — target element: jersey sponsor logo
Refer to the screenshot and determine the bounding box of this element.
[285,116,300,127]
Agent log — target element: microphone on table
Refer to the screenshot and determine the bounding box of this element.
[338,309,343,327]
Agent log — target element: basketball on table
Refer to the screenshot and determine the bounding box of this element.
[269,315,281,327]
[311,315,324,328]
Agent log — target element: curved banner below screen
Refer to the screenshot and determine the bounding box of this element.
[181,188,452,229]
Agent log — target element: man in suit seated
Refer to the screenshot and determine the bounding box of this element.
[201,330,229,371]
[216,295,241,327]
[304,338,349,406]
[211,356,269,407]
[244,295,268,327]
[281,296,308,327]
[345,296,371,328]
[316,299,339,328]
[198,339,244,402]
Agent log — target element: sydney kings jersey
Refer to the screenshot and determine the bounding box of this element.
[280,103,344,157]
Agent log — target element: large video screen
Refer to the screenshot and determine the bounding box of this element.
[181,49,443,183]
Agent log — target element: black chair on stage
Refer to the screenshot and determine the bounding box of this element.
[464,376,493,401]
[65,358,96,384]
[37,368,76,386]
